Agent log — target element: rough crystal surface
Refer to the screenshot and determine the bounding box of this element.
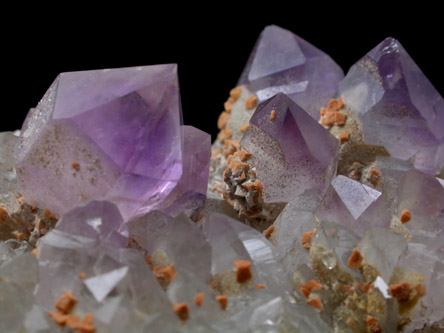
[238,25,344,119]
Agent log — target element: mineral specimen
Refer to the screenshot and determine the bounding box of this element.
[338,37,444,175]
[1,25,444,333]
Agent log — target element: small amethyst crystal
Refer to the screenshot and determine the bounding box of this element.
[238,25,344,119]
[240,93,338,204]
[14,65,210,220]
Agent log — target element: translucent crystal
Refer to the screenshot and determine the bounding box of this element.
[55,200,127,246]
[84,266,129,302]
[0,132,20,215]
[202,213,291,293]
[338,37,444,174]
[0,253,39,332]
[128,211,212,282]
[2,32,444,332]
[241,93,338,204]
[14,65,210,220]
[238,25,344,119]
[316,175,391,235]
[397,169,444,232]
[312,221,361,277]
[358,228,407,282]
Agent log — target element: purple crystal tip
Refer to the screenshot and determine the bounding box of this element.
[238,25,344,119]
[339,37,444,174]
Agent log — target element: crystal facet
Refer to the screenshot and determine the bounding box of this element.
[238,25,344,119]
[339,37,444,174]
[1,29,444,332]
[317,175,391,235]
[241,93,338,204]
[14,65,210,220]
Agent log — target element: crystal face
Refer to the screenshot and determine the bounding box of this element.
[316,175,391,235]
[241,93,338,204]
[238,25,344,119]
[14,65,210,220]
[339,37,444,175]
[1,27,444,332]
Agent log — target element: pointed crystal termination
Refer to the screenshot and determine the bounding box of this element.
[397,168,444,232]
[240,93,338,204]
[55,200,128,247]
[338,37,444,175]
[238,25,344,119]
[14,65,210,220]
[316,175,391,236]
[202,212,291,293]
[127,210,212,283]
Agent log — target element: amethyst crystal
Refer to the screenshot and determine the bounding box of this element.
[316,175,391,236]
[14,65,210,220]
[241,93,338,204]
[338,37,444,175]
[55,200,128,247]
[238,25,344,119]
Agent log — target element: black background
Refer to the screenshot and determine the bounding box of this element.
[3,9,442,140]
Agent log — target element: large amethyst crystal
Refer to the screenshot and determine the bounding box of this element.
[14,65,210,220]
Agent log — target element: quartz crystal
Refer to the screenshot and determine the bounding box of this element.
[1,27,444,332]
[128,211,212,282]
[272,189,322,272]
[338,37,444,175]
[240,93,338,204]
[202,212,291,293]
[238,25,344,119]
[34,202,178,329]
[316,175,391,235]
[0,132,19,214]
[14,65,210,220]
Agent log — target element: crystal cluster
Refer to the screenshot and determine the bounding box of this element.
[1,25,444,332]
